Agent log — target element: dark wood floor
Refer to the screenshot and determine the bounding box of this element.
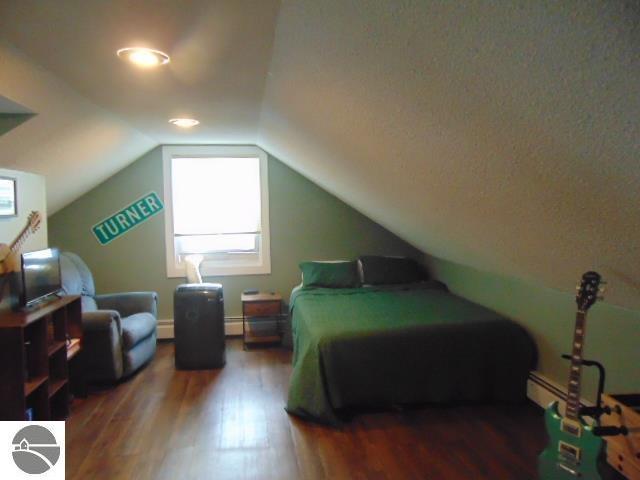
[66,339,547,480]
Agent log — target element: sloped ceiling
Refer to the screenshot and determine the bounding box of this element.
[0,0,280,212]
[1,1,639,308]
[0,0,280,144]
[259,0,640,309]
[0,41,156,212]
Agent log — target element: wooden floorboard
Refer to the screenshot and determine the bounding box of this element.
[67,339,546,480]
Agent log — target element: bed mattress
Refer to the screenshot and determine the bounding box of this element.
[286,282,536,424]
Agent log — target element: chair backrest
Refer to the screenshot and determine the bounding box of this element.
[60,252,98,312]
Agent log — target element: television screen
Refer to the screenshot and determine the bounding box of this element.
[21,248,62,306]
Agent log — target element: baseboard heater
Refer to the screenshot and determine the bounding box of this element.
[527,371,592,415]
[529,371,567,402]
[157,317,243,339]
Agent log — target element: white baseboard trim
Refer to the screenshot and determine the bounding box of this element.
[527,371,593,417]
[157,317,243,339]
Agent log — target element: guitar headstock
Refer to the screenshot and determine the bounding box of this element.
[575,271,604,311]
[27,211,42,233]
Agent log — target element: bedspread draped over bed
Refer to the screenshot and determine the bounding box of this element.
[285,283,536,425]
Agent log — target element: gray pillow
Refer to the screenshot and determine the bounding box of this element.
[358,256,426,285]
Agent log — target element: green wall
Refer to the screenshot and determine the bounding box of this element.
[49,144,639,398]
[0,113,33,136]
[428,256,640,400]
[49,146,421,318]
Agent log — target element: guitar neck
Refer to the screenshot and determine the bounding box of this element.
[9,223,32,253]
[565,310,587,421]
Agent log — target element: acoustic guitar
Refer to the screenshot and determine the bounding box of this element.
[538,271,605,479]
[0,211,42,300]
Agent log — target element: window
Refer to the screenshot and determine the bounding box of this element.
[163,146,270,277]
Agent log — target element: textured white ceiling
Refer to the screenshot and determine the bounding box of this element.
[0,0,280,144]
[0,41,156,213]
[259,0,640,309]
[0,0,639,308]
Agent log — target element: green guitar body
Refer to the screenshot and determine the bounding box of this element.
[539,401,605,480]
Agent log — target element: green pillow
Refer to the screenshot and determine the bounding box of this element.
[299,261,360,288]
[358,256,426,285]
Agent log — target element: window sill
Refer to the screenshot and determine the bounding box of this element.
[167,261,271,278]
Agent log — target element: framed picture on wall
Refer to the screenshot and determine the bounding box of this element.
[0,177,17,217]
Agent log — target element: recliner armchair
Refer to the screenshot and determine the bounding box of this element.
[60,252,158,382]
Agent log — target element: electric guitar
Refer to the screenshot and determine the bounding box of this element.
[0,211,42,300]
[539,271,605,479]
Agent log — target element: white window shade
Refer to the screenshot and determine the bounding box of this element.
[163,146,271,278]
[175,233,258,255]
[172,157,261,235]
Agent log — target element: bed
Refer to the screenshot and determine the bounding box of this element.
[286,281,536,425]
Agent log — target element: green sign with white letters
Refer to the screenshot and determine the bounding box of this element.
[92,192,164,245]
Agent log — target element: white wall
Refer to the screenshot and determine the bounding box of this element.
[0,167,46,311]
[0,167,47,252]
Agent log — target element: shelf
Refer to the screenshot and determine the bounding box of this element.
[245,314,286,322]
[48,341,66,356]
[0,295,80,328]
[24,376,47,396]
[242,293,284,349]
[245,335,281,344]
[67,338,81,360]
[1,295,82,420]
[48,378,68,398]
[245,316,283,339]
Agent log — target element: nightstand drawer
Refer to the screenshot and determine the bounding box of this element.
[243,301,281,317]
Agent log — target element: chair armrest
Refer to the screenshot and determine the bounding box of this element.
[95,292,158,318]
[83,310,122,335]
[81,310,124,381]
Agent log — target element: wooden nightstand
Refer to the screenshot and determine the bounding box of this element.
[241,292,284,349]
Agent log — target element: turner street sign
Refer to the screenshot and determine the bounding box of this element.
[92,192,164,245]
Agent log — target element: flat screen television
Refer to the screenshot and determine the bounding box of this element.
[20,248,62,307]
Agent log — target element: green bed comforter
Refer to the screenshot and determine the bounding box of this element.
[286,283,536,425]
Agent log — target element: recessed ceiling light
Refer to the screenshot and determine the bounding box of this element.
[169,118,200,128]
[116,47,170,67]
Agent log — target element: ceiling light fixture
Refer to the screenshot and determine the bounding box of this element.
[116,47,170,67]
[169,118,200,128]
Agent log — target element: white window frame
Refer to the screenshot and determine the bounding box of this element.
[162,145,271,278]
